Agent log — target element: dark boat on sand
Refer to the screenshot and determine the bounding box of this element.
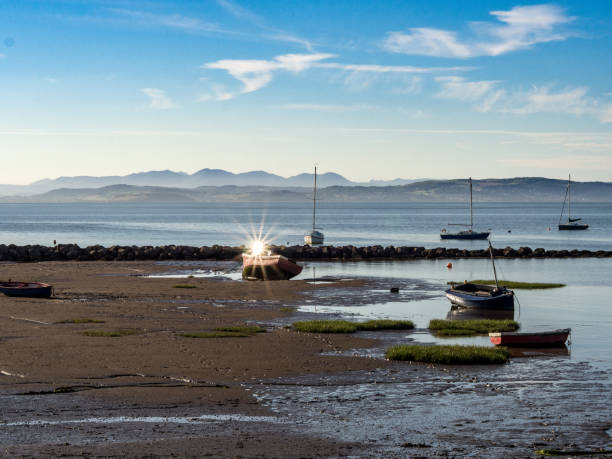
[489,328,571,347]
[445,240,514,309]
[0,281,53,298]
[242,253,303,280]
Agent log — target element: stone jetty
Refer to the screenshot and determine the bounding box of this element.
[0,244,611,262]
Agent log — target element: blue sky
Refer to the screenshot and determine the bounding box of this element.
[2,0,612,184]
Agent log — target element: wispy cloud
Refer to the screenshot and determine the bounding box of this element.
[216,0,313,50]
[511,85,592,116]
[109,8,226,34]
[141,88,176,110]
[202,53,334,99]
[435,76,499,100]
[274,103,374,112]
[384,4,575,58]
[202,53,467,100]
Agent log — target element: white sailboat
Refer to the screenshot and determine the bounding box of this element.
[304,166,324,245]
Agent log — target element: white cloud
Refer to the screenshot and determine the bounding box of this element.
[600,106,612,123]
[110,8,224,34]
[435,76,499,100]
[275,103,373,112]
[511,85,592,116]
[384,4,575,58]
[203,53,334,99]
[141,88,176,109]
[203,53,467,100]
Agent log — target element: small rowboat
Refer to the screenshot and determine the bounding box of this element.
[0,281,53,298]
[489,328,571,347]
[242,254,303,280]
[446,283,514,309]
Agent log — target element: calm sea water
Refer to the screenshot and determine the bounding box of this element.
[0,201,611,249]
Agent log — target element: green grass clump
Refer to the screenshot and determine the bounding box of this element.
[215,325,265,334]
[429,319,519,335]
[355,320,414,331]
[386,344,510,364]
[448,280,565,289]
[433,328,482,337]
[57,318,106,324]
[280,307,295,312]
[82,329,139,337]
[181,324,265,339]
[293,319,414,334]
[173,284,196,289]
[293,320,357,333]
[181,331,252,338]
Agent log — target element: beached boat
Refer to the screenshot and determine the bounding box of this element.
[440,177,489,240]
[0,281,53,298]
[304,166,324,245]
[489,328,571,347]
[445,240,514,309]
[242,254,303,280]
[558,174,588,230]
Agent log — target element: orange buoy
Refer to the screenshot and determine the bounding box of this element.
[446,262,453,269]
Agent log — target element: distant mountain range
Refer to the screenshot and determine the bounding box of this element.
[0,169,423,196]
[2,177,611,203]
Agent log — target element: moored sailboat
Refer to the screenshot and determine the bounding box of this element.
[304,166,324,245]
[445,240,514,309]
[558,174,588,230]
[440,177,489,240]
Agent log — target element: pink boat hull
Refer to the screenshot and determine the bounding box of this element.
[489,328,570,347]
[242,254,303,280]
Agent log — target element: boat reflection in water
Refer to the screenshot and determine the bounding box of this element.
[446,305,514,321]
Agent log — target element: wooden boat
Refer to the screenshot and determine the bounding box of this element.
[558,174,588,230]
[445,240,514,309]
[242,254,303,280]
[0,281,53,298]
[304,166,325,245]
[440,177,489,240]
[489,328,571,347]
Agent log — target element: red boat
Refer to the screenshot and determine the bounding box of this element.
[489,328,571,347]
[0,281,53,298]
[242,254,303,280]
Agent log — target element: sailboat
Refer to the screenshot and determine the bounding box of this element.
[558,174,588,230]
[304,166,324,245]
[445,240,514,309]
[440,177,489,240]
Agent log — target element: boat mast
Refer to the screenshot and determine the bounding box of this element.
[568,173,571,223]
[488,239,500,289]
[312,166,317,233]
[469,177,473,230]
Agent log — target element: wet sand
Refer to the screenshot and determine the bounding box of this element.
[1,261,610,457]
[0,261,385,457]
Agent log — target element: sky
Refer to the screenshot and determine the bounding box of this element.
[2,0,612,184]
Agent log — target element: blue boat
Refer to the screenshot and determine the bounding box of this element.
[0,281,53,298]
[445,240,514,310]
[440,177,490,240]
[445,283,514,309]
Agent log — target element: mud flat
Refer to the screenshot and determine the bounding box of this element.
[0,261,610,456]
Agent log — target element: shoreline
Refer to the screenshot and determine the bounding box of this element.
[2,243,612,263]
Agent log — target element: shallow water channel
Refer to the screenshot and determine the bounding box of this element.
[139,258,612,454]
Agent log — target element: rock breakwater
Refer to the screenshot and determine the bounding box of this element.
[0,244,611,263]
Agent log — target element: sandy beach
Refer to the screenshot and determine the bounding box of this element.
[1,260,611,457]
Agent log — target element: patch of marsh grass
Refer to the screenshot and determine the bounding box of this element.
[57,318,106,324]
[280,307,295,312]
[181,325,265,339]
[535,449,612,456]
[448,280,565,289]
[293,319,414,334]
[429,319,519,335]
[82,329,139,337]
[386,344,510,364]
[173,284,196,289]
